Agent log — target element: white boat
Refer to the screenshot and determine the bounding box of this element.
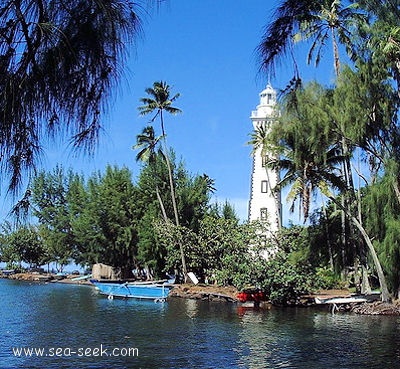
[315,296,368,305]
[315,291,380,305]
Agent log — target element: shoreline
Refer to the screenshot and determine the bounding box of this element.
[3,272,400,315]
[1,272,92,285]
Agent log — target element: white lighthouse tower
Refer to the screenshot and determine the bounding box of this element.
[248,84,281,232]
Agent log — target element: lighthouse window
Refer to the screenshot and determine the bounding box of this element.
[261,180,268,193]
[260,208,268,220]
[262,155,268,167]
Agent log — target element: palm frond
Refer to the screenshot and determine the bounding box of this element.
[257,0,321,75]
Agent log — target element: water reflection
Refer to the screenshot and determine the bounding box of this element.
[236,308,300,368]
[2,280,400,369]
[184,298,199,319]
[236,307,400,369]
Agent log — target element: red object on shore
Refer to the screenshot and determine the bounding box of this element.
[237,290,266,303]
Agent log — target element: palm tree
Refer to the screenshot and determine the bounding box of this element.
[257,0,367,187]
[269,130,344,222]
[139,81,182,136]
[138,81,182,225]
[0,0,145,196]
[257,0,367,77]
[258,1,367,262]
[134,126,168,222]
[138,81,188,280]
[265,83,390,302]
[268,122,390,301]
[304,0,367,76]
[327,195,390,302]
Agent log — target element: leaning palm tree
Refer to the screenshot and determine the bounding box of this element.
[266,83,390,302]
[138,81,188,279]
[0,0,145,197]
[134,126,168,222]
[271,138,390,301]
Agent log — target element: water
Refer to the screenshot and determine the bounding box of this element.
[1,279,400,369]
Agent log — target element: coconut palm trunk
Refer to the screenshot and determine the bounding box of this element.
[158,110,188,280]
[155,187,168,222]
[134,126,169,222]
[138,81,188,281]
[159,110,180,227]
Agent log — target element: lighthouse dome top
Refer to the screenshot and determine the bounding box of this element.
[259,83,276,107]
[250,83,277,120]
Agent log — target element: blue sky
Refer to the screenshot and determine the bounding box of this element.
[2,0,337,223]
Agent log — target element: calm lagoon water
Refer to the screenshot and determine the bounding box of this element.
[1,279,400,369]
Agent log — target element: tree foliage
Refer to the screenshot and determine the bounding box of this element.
[70,166,139,276]
[30,165,140,275]
[0,223,46,268]
[268,82,345,221]
[24,156,217,279]
[256,0,400,300]
[31,165,74,270]
[154,216,269,289]
[362,173,400,298]
[0,0,146,194]
[135,152,215,277]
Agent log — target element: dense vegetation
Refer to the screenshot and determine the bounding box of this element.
[2,1,400,305]
[255,0,400,302]
[0,160,341,304]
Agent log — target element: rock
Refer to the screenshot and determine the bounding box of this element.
[351,301,400,315]
[6,272,53,282]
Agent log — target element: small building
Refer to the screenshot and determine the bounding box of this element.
[248,84,282,232]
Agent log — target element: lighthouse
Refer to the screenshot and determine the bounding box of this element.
[248,84,281,232]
